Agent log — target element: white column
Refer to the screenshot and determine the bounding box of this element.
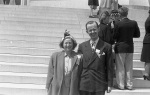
[27,0,30,5]
[21,0,24,5]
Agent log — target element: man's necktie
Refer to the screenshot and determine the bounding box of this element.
[91,41,96,52]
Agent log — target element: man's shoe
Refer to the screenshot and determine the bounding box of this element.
[125,87,133,90]
[113,85,124,90]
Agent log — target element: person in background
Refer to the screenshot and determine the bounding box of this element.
[113,7,140,90]
[46,31,82,95]
[3,0,10,4]
[88,0,99,18]
[98,10,114,45]
[140,10,150,81]
[98,0,113,16]
[78,21,114,95]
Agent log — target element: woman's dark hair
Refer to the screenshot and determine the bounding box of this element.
[99,11,110,23]
[59,31,77,50]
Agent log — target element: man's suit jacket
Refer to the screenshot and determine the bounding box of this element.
[46,51,82,95]
[114,18,140,53]
[78,38,113,92]
[143,15,150,43]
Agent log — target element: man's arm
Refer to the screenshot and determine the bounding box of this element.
[133,21,140,38]
[106,45,114,89]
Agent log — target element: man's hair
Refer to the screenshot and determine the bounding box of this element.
[118,7,129,17]
[85,21,99,31]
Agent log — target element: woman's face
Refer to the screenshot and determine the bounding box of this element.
[63,38,73,52]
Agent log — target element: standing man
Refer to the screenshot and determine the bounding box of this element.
[114,7,140,90]
[78,21,114,95]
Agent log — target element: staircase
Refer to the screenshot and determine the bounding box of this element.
[0,5,150,95]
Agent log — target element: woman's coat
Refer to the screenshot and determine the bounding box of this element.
[46,51,82,95]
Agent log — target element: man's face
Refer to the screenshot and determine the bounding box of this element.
[86,23,99,40]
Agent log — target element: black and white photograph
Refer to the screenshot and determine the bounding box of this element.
[0,0,150,95]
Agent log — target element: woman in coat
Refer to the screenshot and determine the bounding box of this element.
[46,31,82,95]
[141,10,150,80]
[88,0,99,18]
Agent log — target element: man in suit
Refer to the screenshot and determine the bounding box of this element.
[114,7,140,90]
[78,21,114,95]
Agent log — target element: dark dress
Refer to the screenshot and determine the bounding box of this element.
[88,0,99,6]
[141,15,150,63]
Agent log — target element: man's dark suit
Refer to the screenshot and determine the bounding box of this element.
[78,38,113,93]
[114,18,140,53]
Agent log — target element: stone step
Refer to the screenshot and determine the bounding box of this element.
[0,83,46,95]
[0,21,81,29]
[0,34,86,43]
[0,6,90,15]
[0,62,47,74]
[0,9,79,18]
[0,72,46,85]
[0,71,150,87]
[134,53,141,60]
[0,54,49,65]
[134,46,142,53]
[0,46,142,57]
[0,47,58,56]
[0,20,145,30]
[133,60,144,68]
[133,68,144,78]
[128,9,149,21]
[0,40,59,49]
[0,54,144,67]
[0,86,149,95]
[0,29,84,38]
[106,88,150,95]
[0,25,82,32]
[0,16,79,24]
[0,13,145,27]
[0,40,143,50]
[1,28,144,39]
[0,61,144,75]
[0,13,78,21]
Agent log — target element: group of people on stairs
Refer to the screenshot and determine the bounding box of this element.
[45,1,150,95]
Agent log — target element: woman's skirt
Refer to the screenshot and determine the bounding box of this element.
[141,43,150,63]
[88,0,99,6]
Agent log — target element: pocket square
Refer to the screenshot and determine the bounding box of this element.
[95,49,100,54]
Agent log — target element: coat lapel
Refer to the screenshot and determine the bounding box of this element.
[84,40,93,58]
[57,51,65,90]
[71,52,78,71]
